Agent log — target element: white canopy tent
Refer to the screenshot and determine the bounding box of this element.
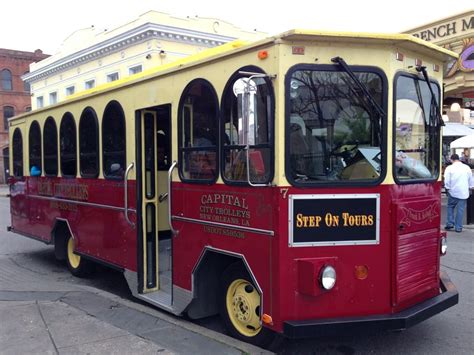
[443,123,474,137]
[450,134,474,149]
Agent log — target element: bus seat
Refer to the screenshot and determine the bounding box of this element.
[249,150,265,175]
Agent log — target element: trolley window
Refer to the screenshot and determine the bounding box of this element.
[12,128,23,177]
[102,101,126,179]
[286,65,386,186]
[79,107,99,178]
[43,117,58,176]
[178,79,218,183]
[29,121,42,176]
[394,74,440,182]
[221,67,274,185]
[60,113,77,177]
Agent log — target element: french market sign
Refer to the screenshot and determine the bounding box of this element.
[410,14,473,42]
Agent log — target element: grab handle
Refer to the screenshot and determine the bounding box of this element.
[168,161,179,235]
[124,162,135,228]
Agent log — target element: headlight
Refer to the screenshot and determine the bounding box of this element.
[440,237,447,255]
[320,265,337,290]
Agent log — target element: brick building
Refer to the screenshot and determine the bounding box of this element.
[0,48,49,183]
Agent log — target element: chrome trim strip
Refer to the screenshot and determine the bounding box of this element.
[172,215,274,236]
[28,194,137,213]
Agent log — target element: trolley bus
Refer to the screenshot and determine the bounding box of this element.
[8,30,459,346]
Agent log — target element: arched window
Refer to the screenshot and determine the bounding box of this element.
[80,107,99,178]
[60,113,77,177]
[221,66,274,184]
[1,69,13,91]
[43,117,58,176]
[3,106,14,131]
[178,79,219,183]
[102,101,125,179]
[12,128,23,177]
[29,121,42,176]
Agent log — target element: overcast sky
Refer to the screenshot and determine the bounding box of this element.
[2,0,472,54]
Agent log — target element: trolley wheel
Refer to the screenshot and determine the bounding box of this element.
[66,235,92,277]
[219,263,275,347]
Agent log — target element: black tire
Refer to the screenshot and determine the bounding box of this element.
[65,234,93,277]
[218,262,276,347]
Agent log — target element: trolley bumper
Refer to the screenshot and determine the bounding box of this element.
[283,271,458,339]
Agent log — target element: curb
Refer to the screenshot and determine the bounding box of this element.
[2,283,273,354]
[78,285,273,355]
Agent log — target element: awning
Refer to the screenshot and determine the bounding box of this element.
[450,134,474,149]
[442,123,474,137]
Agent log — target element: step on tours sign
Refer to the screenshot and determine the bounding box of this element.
[289,194,380,246]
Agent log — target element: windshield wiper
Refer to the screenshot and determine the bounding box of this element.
[416,65,444,127]
[331,56,385,143]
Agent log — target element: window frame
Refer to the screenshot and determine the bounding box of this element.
[1,69,13,91]
[129,65,143,75]
[3,106,14,131]
[79,107,100,179]
[392,71,441,185]
[220,65,275,186]
[177,78,219,184]
[84,79,95,90]
[49,92,58,105]
[28,120,42,176]
[65,86,75,96]
[106,72,119,82]
[24,72,30,93]
[43,117,58,177]
[284,63,388,188]
[102,100,126,180]
[60,112,77,178]
[36,96,44,108]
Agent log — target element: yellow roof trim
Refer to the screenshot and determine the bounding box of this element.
[278,29,459,59]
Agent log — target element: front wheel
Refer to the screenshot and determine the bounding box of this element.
[219,263,275,347]
[66,235,93,277]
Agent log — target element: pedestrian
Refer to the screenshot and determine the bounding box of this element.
[444,153,474,232]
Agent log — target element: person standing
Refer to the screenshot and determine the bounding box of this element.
[444,153,474,232]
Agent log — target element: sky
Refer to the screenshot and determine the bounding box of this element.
[2,0,472,54]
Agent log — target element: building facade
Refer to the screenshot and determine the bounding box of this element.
[406,10,474,162]
[0,48,49,183]
[406,10,474,124]
[24,11,266,109]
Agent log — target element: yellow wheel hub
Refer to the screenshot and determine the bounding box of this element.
[67,237,81,269]
[226,278,262,337]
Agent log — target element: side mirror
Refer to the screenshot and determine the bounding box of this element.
[233,78,257,146]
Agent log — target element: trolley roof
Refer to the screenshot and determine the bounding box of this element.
[10,30,458,122]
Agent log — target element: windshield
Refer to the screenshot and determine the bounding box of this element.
[286,66,385,185]
[394,74,440,181]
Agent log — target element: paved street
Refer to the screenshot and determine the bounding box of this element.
[0,190,473,354]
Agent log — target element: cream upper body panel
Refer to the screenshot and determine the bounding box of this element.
[9,30,457,184]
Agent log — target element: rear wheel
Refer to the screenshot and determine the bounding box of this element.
[66,235,93,277]
[219,263,275,347]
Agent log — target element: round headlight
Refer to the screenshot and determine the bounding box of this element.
[440,237,447,255]
[320,265,337,290]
